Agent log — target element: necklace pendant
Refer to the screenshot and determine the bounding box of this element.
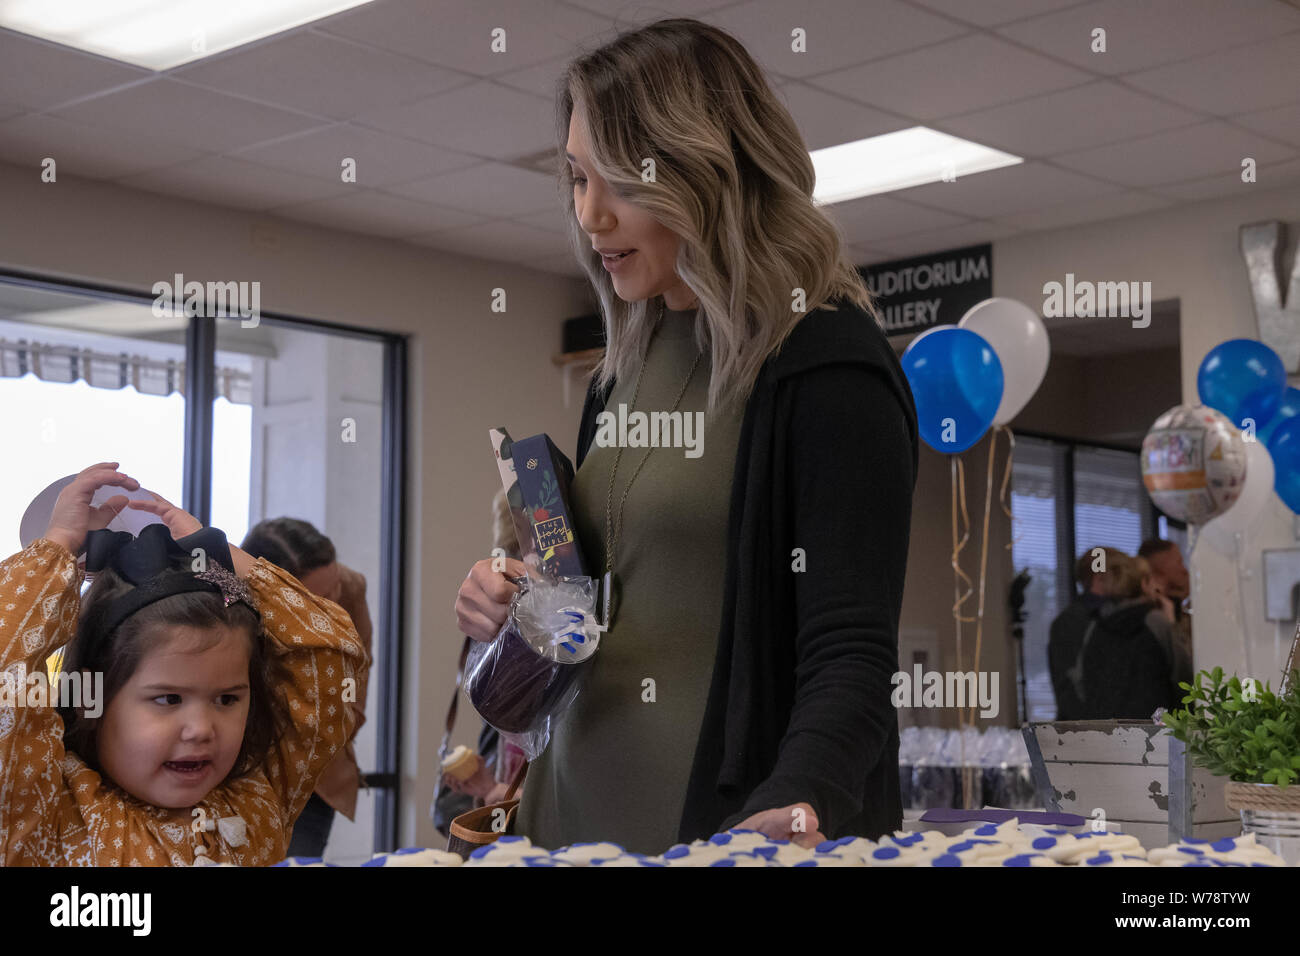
[601,569,615,629]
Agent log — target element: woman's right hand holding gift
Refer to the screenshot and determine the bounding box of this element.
[455,556,529,642]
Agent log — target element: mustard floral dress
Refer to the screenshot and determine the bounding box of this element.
[0,538,369,866]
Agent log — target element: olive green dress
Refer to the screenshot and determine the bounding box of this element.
[514,306,744,854]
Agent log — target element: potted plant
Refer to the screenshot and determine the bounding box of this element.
[1161,666,1300,863]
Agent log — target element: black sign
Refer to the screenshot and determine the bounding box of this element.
[858,243,993,336]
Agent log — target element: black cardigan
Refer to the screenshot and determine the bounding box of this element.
[575,298,919,842]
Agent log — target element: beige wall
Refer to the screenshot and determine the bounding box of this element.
[4,157,1299,843]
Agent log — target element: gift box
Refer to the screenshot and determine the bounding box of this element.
[470,429,596,751]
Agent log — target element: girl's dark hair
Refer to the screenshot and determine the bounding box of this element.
[240,518,336,578]
[58,560,292,783]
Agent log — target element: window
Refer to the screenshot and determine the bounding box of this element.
[1011,434,1157,721]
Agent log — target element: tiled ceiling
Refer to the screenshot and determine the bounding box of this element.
[2,0,1299,277]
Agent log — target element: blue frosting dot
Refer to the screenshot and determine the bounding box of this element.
[1032,837,1058,850]
[814,840,839,853]
[1210,837,1237,852]
[895,833,925,846]
[394,847,420,855]
[663,845,691,859]
[709,858,737,867]
[751,846,778,860]
[872,846,901,860]
[793,860,817,867]
[498,835,526,845]
[360,857,386,867]
[1086,854,1112,865]
[1002,855,1035,867]
[932,854,963,867]
[709,833,733,846]
[975,824,999,835]
[1184,837,1207,844]
[1177,847,1204,855]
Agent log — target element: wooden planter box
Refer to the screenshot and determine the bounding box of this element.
[1022,720,1239,849]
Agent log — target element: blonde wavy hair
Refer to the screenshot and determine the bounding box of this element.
[554,18,879,418]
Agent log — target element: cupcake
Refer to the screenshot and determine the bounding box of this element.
[441,745,479,782]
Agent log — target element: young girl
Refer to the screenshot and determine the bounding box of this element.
[0,462,369,866]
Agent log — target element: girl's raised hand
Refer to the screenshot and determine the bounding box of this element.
[44,462,140,556]
[125,490,202,540]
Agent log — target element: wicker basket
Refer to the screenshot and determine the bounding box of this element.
[1224,781,1300,865]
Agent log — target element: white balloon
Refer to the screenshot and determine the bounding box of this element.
[958,297,1050,425]
[1198,438,1276,554]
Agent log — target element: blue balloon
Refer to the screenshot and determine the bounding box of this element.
[902,326,1003,454]
[1269,415,1300,514]
[1197,339,1286,431]
[1260,386,1300,451]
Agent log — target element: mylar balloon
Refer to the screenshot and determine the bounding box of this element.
[1141,405,1246,523]
[1198,438,1275,552]
[958,297,1049,426]
[901,325,1003,454]
[1197,339,1286,431]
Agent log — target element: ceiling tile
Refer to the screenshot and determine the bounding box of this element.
[894,161,1120,218]
[826,194,971,243]
[382,160,560,217]
[848,242,906,266]
[996,0,1300,75]
[1123,31,1300,116]
[991,189,1173,231]
[0,28,149,112]
[702,0,968,80]
[1148,156,1300,202]
[909,0,1087,28]
[1052,120,1295,187]
[272,190,490,237]
[172,30,471,120]
[865,220,1020,260]
[352,80,556,160]
[48,79,327,150]
[409,219,568,260]
[117,155,347,210]
[1235,103,1300,150]
[807,33,1091,120]
[495,56,571,100]
[232,123,478,187]
[562,0,738,14]
[517,251,583,278]
[516,209,571,234]
[318,0,607,76]
[777,81,907,150]
[938,81,1202,159]
[0,114,206,179]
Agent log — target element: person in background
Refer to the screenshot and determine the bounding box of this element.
[1138,537,1191,666]
[433,489,526,839]
[1049,547,1124,720]
[1079,552,1191,720]
[240,518,372,858]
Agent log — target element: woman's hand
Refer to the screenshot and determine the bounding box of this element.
[44,461,140,556]
[454,556,529,642]
[734,803,827,849]
[442,754,498,798]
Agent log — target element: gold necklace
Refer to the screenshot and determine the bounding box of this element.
[601,300,704,628]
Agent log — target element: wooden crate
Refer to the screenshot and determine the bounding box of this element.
[1022,720,1239,848]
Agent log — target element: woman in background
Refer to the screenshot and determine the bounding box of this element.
[241,518,372,858]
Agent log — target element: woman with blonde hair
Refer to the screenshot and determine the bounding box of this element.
[454,18,917,854]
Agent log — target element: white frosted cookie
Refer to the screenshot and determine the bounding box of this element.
[813,836,879,862]
[861,843,940,867]
[550,842,626,865]
[1051,833,1144,864]
[363,847,463,867]
[1076,851,1155,867]
[463,835,538,867]
[657,842,735,866]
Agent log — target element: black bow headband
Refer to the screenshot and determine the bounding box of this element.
[83,524,260,644]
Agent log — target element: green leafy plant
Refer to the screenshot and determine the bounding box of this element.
[1161,666,1300,787]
